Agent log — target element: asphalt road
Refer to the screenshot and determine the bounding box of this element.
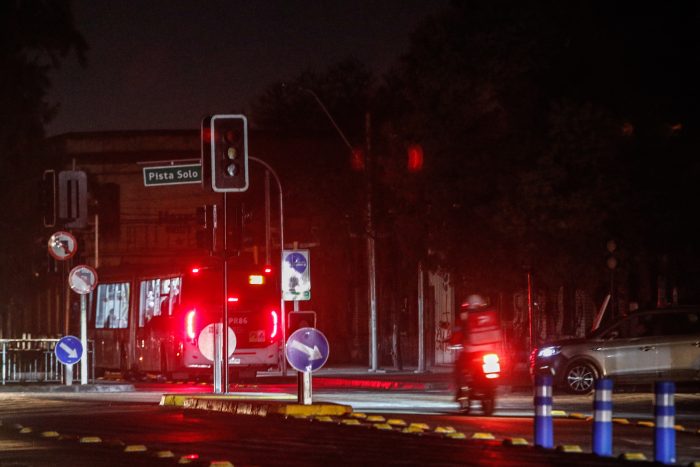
[0,395,669,467]
[0,376,698,466]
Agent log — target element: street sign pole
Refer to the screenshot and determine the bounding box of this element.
[65,364,73,386]
[80,295,88,385]
[68,265,98,385]
[302,371,312,405]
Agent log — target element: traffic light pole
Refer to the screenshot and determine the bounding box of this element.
[222,191,230,392]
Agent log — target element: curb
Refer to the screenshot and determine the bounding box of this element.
[0,384,135,393]
[161,394,352,417]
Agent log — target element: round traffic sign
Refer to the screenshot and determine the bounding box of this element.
[48,231,77,261]
[68,265,98,295]
[197,324,236,362]
[285,327,329,373]
[55,335,83,365]
[285,252,308,273]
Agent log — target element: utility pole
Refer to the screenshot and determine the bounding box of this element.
[365,111,379,372]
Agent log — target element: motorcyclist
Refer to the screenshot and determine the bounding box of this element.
[451,294,503,400]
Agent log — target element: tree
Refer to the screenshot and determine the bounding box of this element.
[382,0,698,312]
[0,0,86,333]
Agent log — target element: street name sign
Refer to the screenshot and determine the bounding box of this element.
[143,164,202,186]
[285,327,329,372]
[55,335,83,365]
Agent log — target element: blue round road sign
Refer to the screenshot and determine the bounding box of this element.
[55,335,84,365]
[285,252,308,273]
[286,327,329,373]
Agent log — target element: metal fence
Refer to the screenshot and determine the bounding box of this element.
[1,339,94,385]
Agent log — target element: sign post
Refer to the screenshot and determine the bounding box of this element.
[68,265,98,385]
[285,327,329,405]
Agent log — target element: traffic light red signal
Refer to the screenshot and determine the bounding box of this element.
[210,115,249,192]
[407,144,424,172]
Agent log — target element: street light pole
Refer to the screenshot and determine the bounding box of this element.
[250,157,286,376]
[301,88,379,372]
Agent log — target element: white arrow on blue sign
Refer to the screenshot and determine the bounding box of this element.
[285,327,329,373]
[55,335,84,365]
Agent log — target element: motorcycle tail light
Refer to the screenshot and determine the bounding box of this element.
[482,353,501,375]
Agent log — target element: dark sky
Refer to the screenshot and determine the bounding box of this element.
[46,0,447,136]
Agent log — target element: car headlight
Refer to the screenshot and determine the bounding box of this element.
[537,346,561,358]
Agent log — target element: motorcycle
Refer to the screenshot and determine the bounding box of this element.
[456,351,502,416]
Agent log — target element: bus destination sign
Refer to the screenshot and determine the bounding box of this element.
[143,164,202,187]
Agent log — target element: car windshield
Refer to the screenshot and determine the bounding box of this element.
[589,308,700,340]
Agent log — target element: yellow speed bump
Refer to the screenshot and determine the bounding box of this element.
[153,450,175,458]
[386,419,407,427]
[409,422,430,431]
[373,423,394,430]
[619,452,647,461]
[79,436,102,444]
[341,419,361,426]
[434,426,456,434]
[402,425,426,434]
[366,415,386,423]
[314,416,334,423]
[471,432,495,440]
[124,444,147,453]
[447,432,466,439]
[552,410,568,417]
[349,412,367,419]
[19,427,33,434]
[637,420,655,428]
[613,418,630,425]
[40,431,60,438]
[503,438,529,446]
[557,445,583,453]
[208,461,234,467]
[178,453,200,464]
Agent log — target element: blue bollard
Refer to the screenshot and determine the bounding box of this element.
[534,374,553,448]
[592,378,613,456]
[654,381,676,464]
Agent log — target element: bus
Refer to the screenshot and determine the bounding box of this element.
[89,258,282,380]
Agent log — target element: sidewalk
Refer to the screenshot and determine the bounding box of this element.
[258,361,532,391]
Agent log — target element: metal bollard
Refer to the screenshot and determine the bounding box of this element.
[654,381,676,464]
[534,374,553,448]
[592,378,613,456]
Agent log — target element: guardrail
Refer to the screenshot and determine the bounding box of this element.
[1,339,94,385]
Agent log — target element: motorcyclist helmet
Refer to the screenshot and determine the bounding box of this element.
[462,294,487,310]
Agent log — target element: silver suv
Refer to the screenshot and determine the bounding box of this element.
[531,307,700,394]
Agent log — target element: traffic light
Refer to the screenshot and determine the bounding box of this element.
[210,114,249,192]
[195,204,217,250]
[288,311,316,333]
[407,144,424,172]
